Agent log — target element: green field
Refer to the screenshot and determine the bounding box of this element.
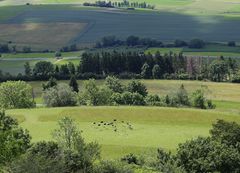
[4,79,240,158]
[7,106,240,158]
[7,80,240,158]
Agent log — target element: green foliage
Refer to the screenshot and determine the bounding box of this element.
[127,80,148,97]
[0,111,31,168]
[93,160,134,173]
[79,79,112,106]
[191,89,206,109]
[210,58,228,82]
[55,51,62,57]
[210,120,240,148]
[24,62,31,77]
[43,83,77,107]
[152,64,161,79]
[175,84,189,106]
[52,117,100,172]
[69,75,79,92]
[10,141,65,173]
[121,153,139,165]
[145,94,162,106]
[42,77,57,90]
[33,61,54,79]
[141,62,151,79]
[0,81,35,109]
[105,76,124,93]
[177,137,240,173]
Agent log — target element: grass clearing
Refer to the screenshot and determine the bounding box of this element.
[7,106,240,158]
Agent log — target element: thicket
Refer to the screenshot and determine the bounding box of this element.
[41,76,215,109]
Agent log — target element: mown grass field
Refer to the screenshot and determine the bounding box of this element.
[7,106,240,158]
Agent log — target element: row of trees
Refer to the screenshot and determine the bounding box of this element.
[1,111,240,173]
[0,51,239,83]
[83,0,155,9]
[43,76,215,109]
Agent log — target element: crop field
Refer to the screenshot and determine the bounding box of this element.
[6,106,240,158]
[0,5,240,50]
[0,22,87,50]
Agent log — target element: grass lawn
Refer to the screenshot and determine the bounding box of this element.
[7,106,240,158]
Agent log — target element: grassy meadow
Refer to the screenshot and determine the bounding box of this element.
[7,106,240,158]
[4,79,239,159]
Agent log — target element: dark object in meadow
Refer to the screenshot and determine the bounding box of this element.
[101,121,104,123]
[98,124,101,126]
[114,119,117,122]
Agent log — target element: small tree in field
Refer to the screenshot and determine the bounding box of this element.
[0,81,35,109]
[52,117,100,172]
[43,83,77,107]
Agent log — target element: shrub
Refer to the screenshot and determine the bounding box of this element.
[43,83,77,107]
[175,84,189,106]
[105,76,124,93]
[121,153,139,165]
[127,80,148,97]
[0,81,35,109]
[145,94,162,106]
[11,141,64,173]
[79,80,112,106]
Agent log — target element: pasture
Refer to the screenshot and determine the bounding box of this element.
[7,106,240,158]
[0,5,240,50]
[5,79,240,159]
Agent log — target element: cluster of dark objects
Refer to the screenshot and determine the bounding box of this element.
[93,119,133,132]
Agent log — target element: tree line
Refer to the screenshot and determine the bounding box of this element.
[0,50,239,83]
[83,0,155,9]
[95,36,207,48]
[0,77,215,110]
[1,111,240,173]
